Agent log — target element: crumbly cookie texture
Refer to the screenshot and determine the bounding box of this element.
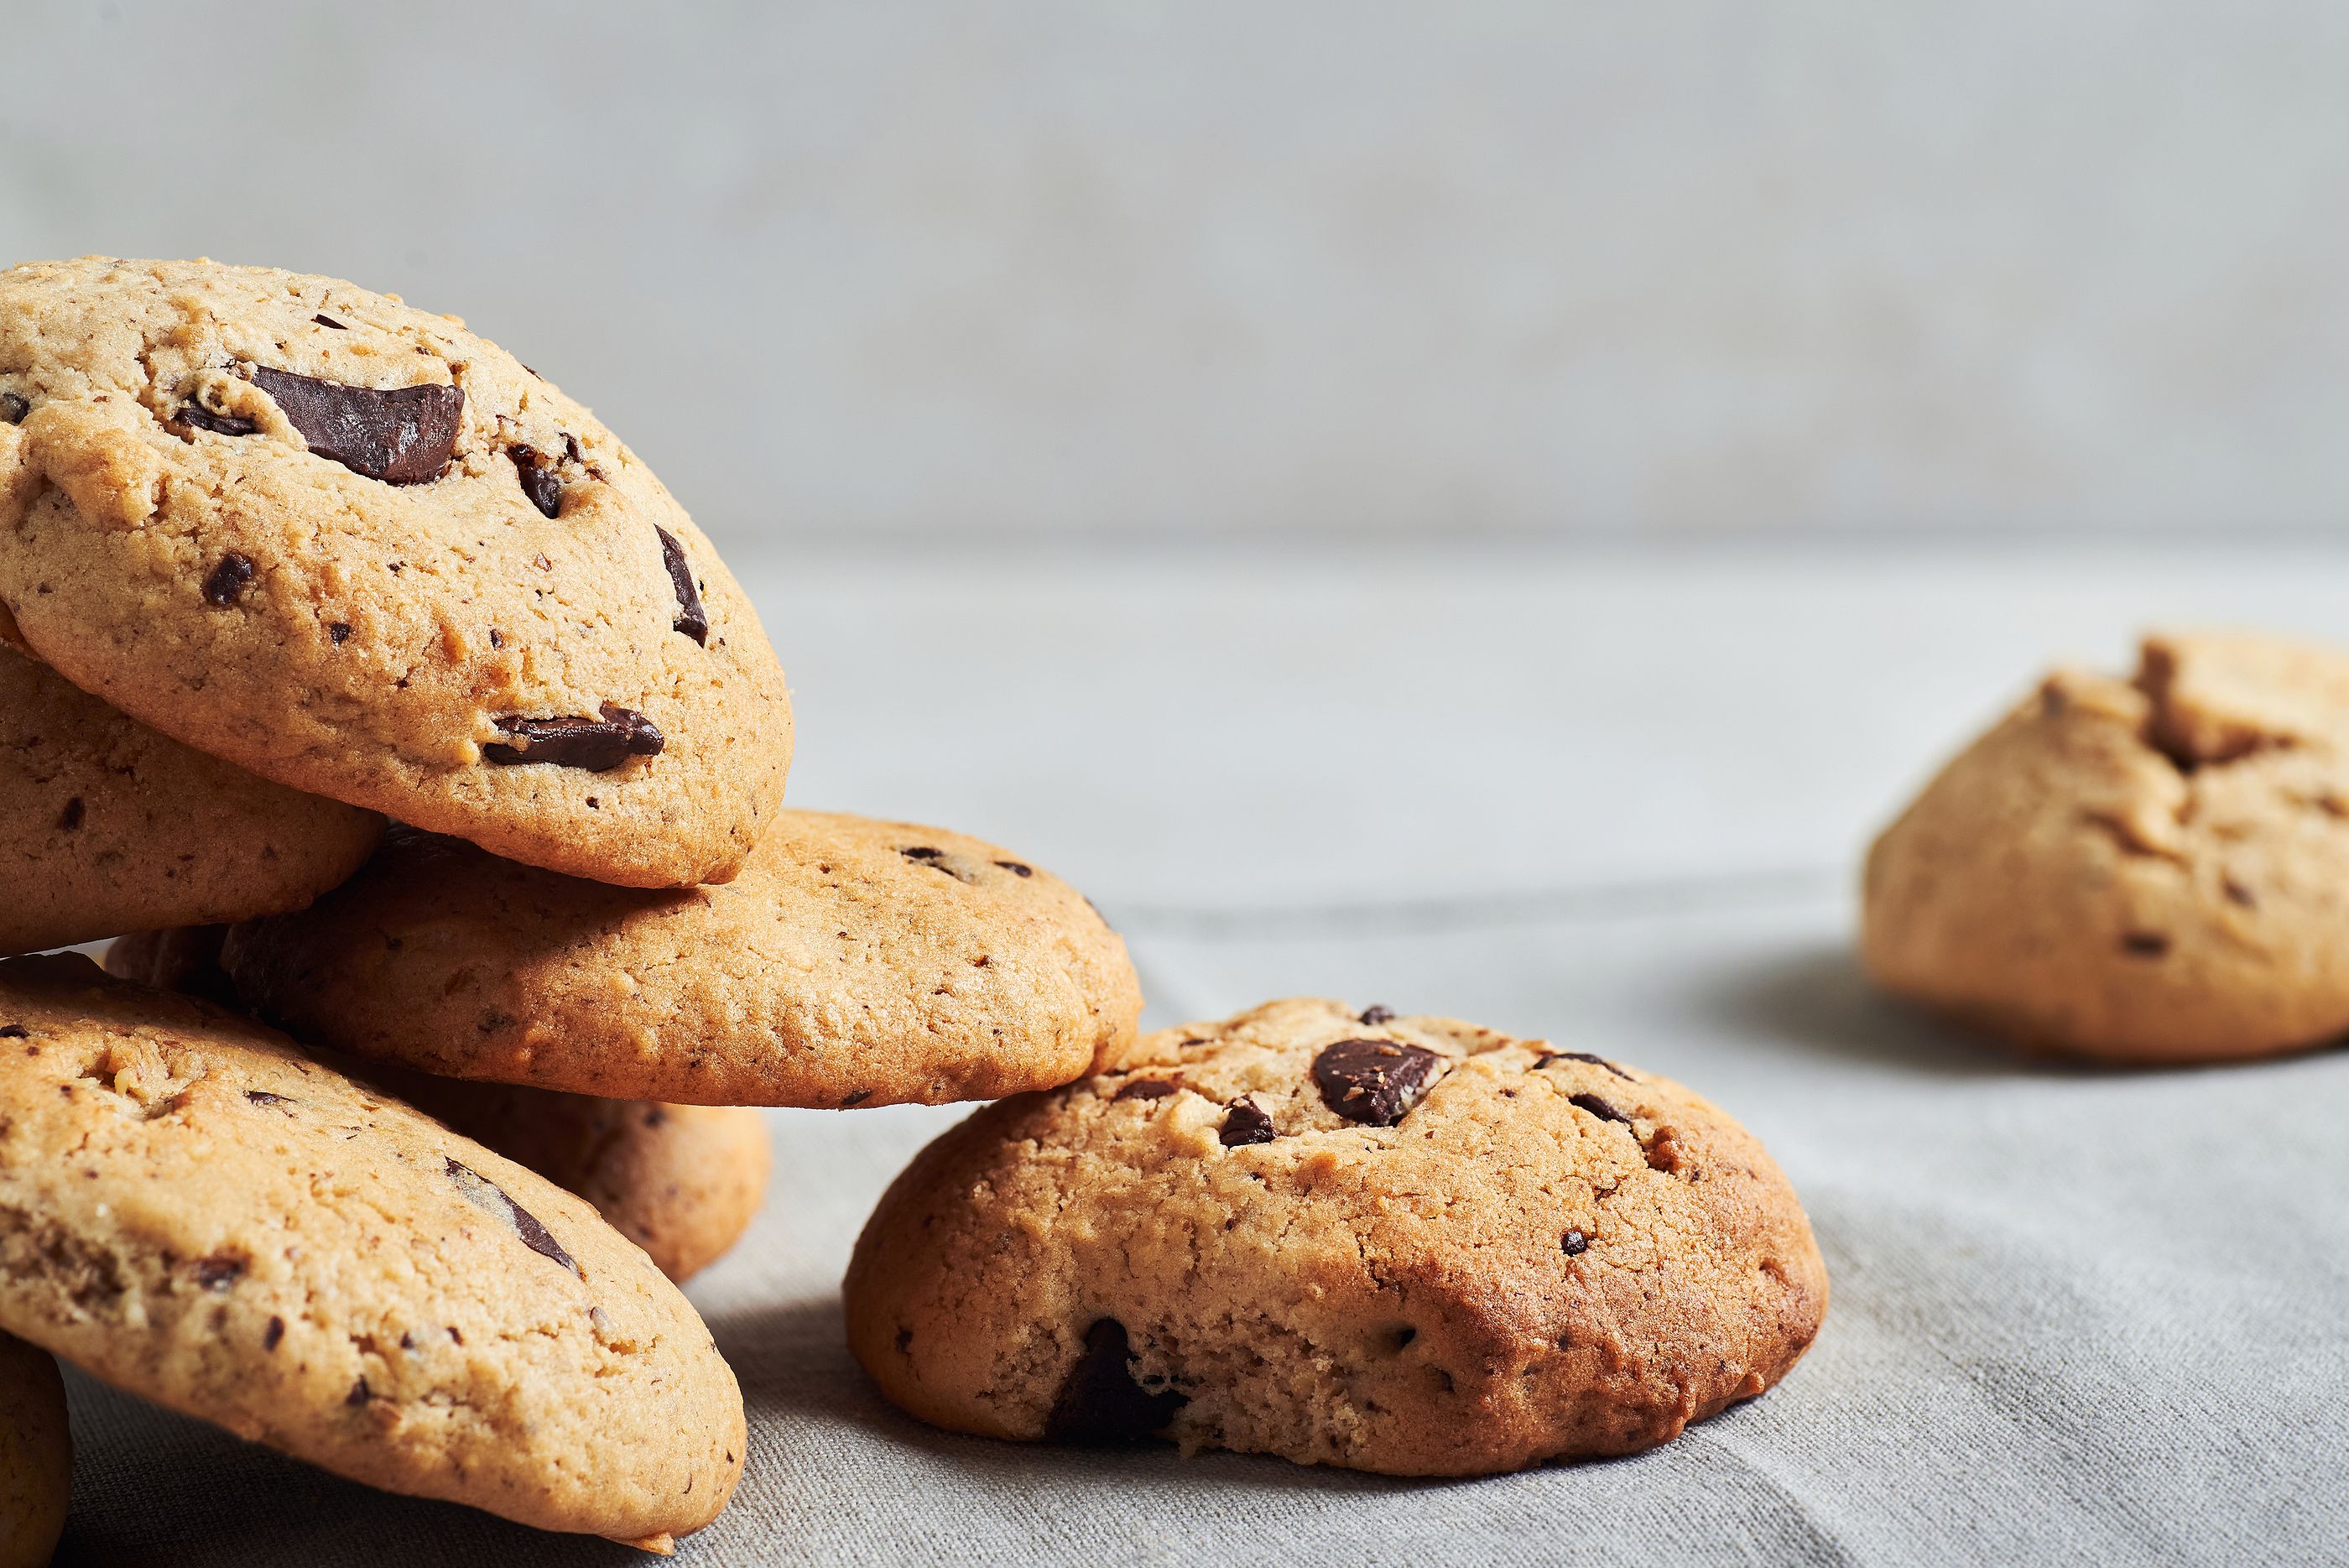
[0,257,790,889]
[845,998,1827,1476]
[220,812,1141,1108]
[0,1331,69,1568]
[0,954,745,1549]
[0,644,380,955]
[106,929,768,1283]
[1864,630,2349,1063]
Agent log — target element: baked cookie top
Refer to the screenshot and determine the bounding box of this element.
[0,257,790,888]
[1864,630,2349,1062]
[0,954,745,1549]
[845,998,1828,1476]
[0,645,381,955]
[221,811,1141,1107]
[0,1331,69,1568]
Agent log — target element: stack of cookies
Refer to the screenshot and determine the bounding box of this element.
[0,257,1836,1557]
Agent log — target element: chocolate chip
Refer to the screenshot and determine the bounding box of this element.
[312,313,346,330]
[444,1157,578,1274]
[654,525,710,644]
[329,622,352,646]
[1569,1092,1631,1126]
[201,553,257,607]
[1312,1038,1444,1127]
[264,1315,285,1350]
[0,1026,24,1039]
[508,445,563,518]
[2122,932,2171,957]
[894,1327,913,1354]
[245,1090,294,1108]
[1562,1229,1588,1256]
[56,798,82,831]
[346,1378,371,1407]
[252,367,463,485]
[901,846,941,859]
[994,860,1034,877]
[1114,1079,1178,1102]
[1535,1050,1636,1082]
[841,1089,873,1107]
[1357,1005,1395,1025]
[482,704,664,771]
[174,403,258,438]
[1220,1099,1278,1146]
[0,393,27,425]
[190,1255,246,1290]
[1044,1319,1185,1446]
[487,628,503,649]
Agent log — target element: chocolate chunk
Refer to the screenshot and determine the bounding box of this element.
[202,553,256,607]
[2122,932,2171,957]
[1311,1038,1444,1127]
[1114,1079,1177,1102]
[1358,1004,1395,1025]
[252,366,463,485]
[312,313,346,330]
[1044,1319,1185,1446]
[174,403,258,438]
[0,1026,24,1039]
[0,393,28,425]
[190,1255,246,1291]
[245,1090,294,1108]
[264,1315,285,1351]
[482,704,664,771]
[1535,1050,1636,1082]
[1562,1229,1589,1256]
[346,1378,371,1407]
[1220,1099,1278,1146]
[840,1089,873,1107]
[329,622,353,646]
[510,445,563,518]
[444,1157,578,1274]
[994,860,1034,877]
[56,798,82,831]
[654,525,710,643]
[1569,1092,1631,1126]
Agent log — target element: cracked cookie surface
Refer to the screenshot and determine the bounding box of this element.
[0,644,381,955]
[0,954,745,1548]
[0,257,790,888]
[106,927,769,1284]
[217,812,1140,1108]
[1864,631,2349,1062]
[0,1331,68,1568]
[844,997,1827,1476]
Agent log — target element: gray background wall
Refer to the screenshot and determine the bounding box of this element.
[6,0,2347,544]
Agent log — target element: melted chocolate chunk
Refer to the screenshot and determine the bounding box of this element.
[1044,1319,1185,1446]
[1358,1004,1394,1025]
[0,393,28,425]
[1219,1098,1278,1146]
[0,1025,25,1039]
[994,860,1034,877]
[654,525,710,644]
[1562,1229,1589,1256]
[253,367,462,485]
[444,1157,578,1274]
[313,314,346,330]
[190,1255,246,1291]
[1535,1050,1636,1082]
[482,704,664,771]
[509,445,563,518]
[202,553,257,607]
[174,403,258,438]
[1569,1092,1631,1126]
[1114,1079,1177,1102]
[1311,1038,1444,1127]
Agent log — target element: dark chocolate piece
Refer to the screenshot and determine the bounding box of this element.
[1219,1099,1278,1147]
[1358,1005,1394,1025]
[654,525,710,643]
[1568,1092,1631,1126]
[1114,1079,1177,1102]
[994,860,1034,877]
[190,1255,246,1291]
[202,553,257,607]
[245,1090,294,1108]
[253,366,462,484]
[264,1316,285,1350]
[0,393,28,425]
[1044,1319,1185,1446]
[510,445,563,518]
[56,798,82,831]
[1561,1229,1589,1256]
[1311,1038,1444,1127]
[444,1157,579,1274]
[482,704,664,772]
[313,314,346,330]
[1534,1050,1636,1082]
[174,404,258,438]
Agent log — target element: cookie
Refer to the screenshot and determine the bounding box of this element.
[218,812,1141,1107]
[0,257,790,889]
[0,645,380,956]
[1864,631,2349,1063]
[106,929,769,1283]
[845,998,1828,1475]
[0,1331,70,1568]
[0,954,744,1549]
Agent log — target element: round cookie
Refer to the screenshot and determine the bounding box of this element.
[0,646,380,956]
[106,929,769,1283]
[845,998,1828,1475]
[218,812,1141,1107]
[0,257,790,889]
[0,954,744,1550]
[1864,631,2349,1063]
[0,1331,69,1568]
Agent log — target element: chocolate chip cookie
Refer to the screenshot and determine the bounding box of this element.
[0,257,790,889]
[106,928,769,1283]
[0,1331,69,1568]
[0,954,745,1549]
[845,998,1828,1475]
[1865,631,2349,1063]
[0,645,380,956]
[218,812,1140,1107]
